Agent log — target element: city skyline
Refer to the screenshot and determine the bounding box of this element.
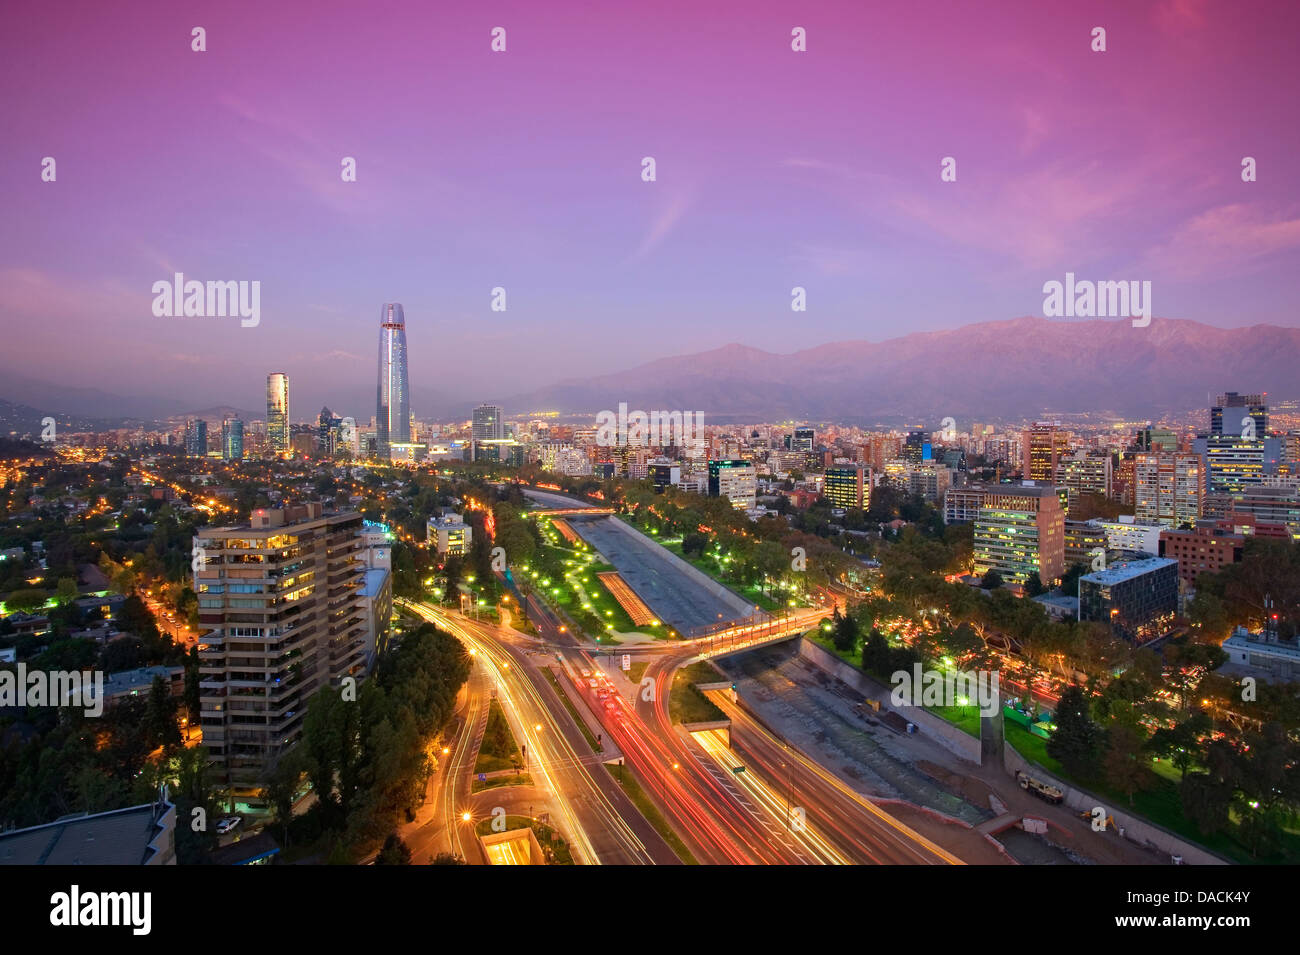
[0,0,1296,894]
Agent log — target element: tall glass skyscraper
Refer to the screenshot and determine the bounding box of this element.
[376,303,411,456]
[267,372,289,454]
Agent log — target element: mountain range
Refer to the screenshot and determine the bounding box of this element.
[487,316,1300,424]
[4,316,1298,428]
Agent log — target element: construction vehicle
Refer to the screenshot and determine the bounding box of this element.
[1016,770,1064,805]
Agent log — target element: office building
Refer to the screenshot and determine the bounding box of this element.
[221,418,244,462]
[184,419,208,456]
[473,404,505,442]
[1159,526,1245,590]
[1092,515,1164,556]
[824,466,869,510]
[708,460,757,510]
[649,460,681,493]
[1078,557,1178,645]
[1134,452,1203,527]
[902,430,931,464]
[1211,392,1267,438]
[266,372,290,454]
[1064,520,1109,567]
[1222,626,1300,681]
[427,512,472,556]
[376,303,411,457]
[944,484,985,525]
[791,427,816,454]
[972,484,1066,586]
[1135,426,1179,452]
[193,503,369,792]
[1022,421,1070,482]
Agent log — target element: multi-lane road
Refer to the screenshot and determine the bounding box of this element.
[400,486,974,865]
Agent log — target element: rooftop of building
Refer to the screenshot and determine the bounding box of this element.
[1224,628,1300,659]
[0,799,173,865]
[1080,556,1178,585]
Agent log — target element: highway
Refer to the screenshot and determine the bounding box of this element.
[401,599,679,865]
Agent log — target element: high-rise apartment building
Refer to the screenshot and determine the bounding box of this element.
[193,503,369,792]
[1134,452,1203,527]
[972,484,1066,586]
[376,303,411,458]
[473,404,505,442]
[1058,450,1113,500]
[266,372,290,454]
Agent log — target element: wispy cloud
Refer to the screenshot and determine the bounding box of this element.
[1142,203,1300,280]
[628,191,693,262]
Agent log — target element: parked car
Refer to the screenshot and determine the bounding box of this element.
[216,816,242,835]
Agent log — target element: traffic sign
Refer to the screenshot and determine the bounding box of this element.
[621,654,630,671]
[477,773,486,781]
[732,765,746,774]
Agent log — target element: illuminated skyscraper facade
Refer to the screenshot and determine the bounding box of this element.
[267,372,289,454]
[376,303,411,457]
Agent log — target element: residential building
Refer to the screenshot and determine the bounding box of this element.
[193,504,369,792]
[1058,449,1112,500]
[944,484,985,525]
[1134,452,1203,527]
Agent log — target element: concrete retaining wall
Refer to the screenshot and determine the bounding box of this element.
[1002,746,1228,865]
[600,516,755,618]
[797,638,982,764]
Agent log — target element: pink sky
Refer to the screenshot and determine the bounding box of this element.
[2,0,1298,418]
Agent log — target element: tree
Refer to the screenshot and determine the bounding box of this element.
[4,588,49,614]
[862,629,891,676]
[54,577,80,606]
[831,608,859,653]
[183,645,201,723]
[1146,713,1210,780]
[1024,573,1045,598]
[1102,723,1152,804]
[145,675,182,749]
[262,748,305,846]
[375,831,413,864]
[980,569,1004,590]
[1047,685,1102,779]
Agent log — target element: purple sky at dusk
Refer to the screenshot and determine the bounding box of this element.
[3,0,1299,421]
